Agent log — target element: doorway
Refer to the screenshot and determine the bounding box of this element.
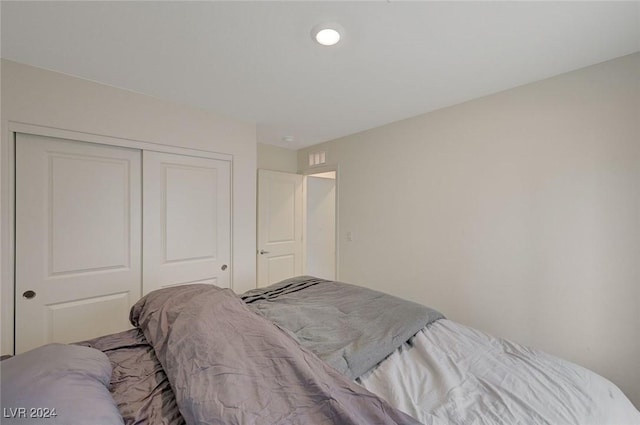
[304,171,337,280]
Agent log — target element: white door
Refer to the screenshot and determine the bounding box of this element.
[15,133,141,353]
[257,169,303,287]
[143,151,231,293]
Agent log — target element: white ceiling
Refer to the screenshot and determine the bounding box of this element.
[2,1,639,149]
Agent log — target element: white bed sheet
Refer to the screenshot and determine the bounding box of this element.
[357,319,640,425]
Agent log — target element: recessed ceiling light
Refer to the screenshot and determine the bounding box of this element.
[315,28,340,46]
[282,136,295,143]
[312,23,343,46]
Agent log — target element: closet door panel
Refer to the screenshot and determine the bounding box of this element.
[143,151,231,293]
[15,133,141,353]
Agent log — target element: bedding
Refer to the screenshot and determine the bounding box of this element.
[79,328,184,425]
[358,320,640,425]
[128,283,420,424]
[242,276,444,379]
[0,343,123,425]
[242,277,640,425]
[3,276,638,425]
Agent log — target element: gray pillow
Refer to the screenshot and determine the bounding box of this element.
[1,343,123,424]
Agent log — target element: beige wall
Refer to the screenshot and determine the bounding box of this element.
[257,142,298,173]
[299,53,640,407]
[1,59,258,354]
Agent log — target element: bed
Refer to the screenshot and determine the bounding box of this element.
[2,276,639,425]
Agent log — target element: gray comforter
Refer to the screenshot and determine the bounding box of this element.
[242,276,444,379]
[129,284,421,425]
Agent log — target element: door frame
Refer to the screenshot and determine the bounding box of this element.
[301,165,340,282]
[1,121,232,355]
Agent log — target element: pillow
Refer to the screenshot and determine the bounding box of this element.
[1,343,123,424]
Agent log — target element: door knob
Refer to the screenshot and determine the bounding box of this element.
[259,250,270,255]
[221,264,228,271]
[22,290,36,299]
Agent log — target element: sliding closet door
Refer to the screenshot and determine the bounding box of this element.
[143,151,231,293]
[15,133,141,353]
